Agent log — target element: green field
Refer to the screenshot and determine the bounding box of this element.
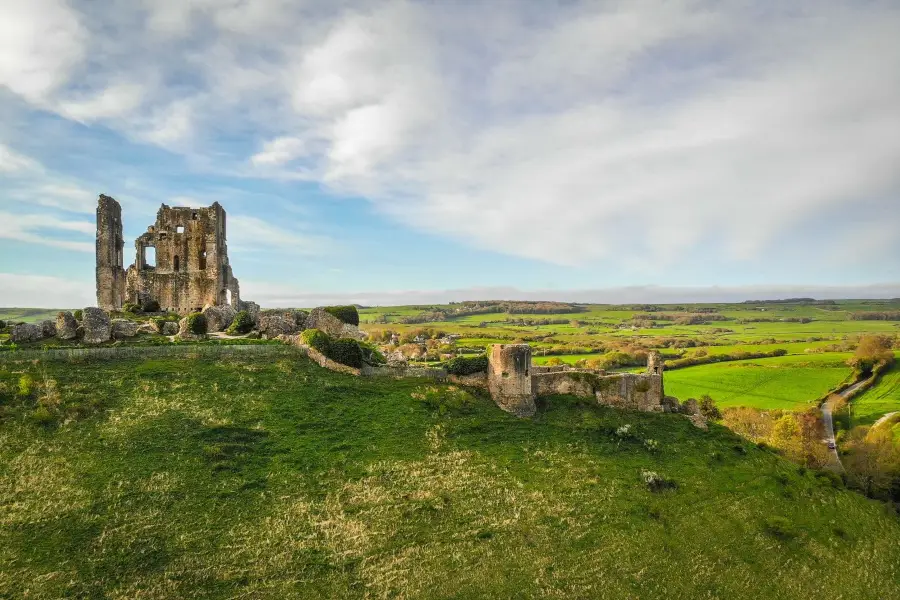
[1,352,898,599]
[664,354,855,410]
[0,308,63,324]
[852,364,900,426]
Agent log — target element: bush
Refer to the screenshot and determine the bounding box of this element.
[329,338,363,368]
[358,341,386,365]
[698,395,722,420]
[141,299,161,313]
[73,310,83,321]
[301,328,331,354]
[227,310,254,335]
[17,374,35,398]
[324,305,359,326]
[0,320,5,329]
[186,312,207,335]
[764,516,798,540]
[123,302,141,314]
[445,355,489,376]
[411,385,476,415]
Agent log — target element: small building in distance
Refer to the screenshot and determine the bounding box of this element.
[96,195,241,314]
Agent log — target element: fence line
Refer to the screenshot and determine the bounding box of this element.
[0,344,296,363]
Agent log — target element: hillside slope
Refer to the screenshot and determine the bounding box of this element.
[1,352,898,599]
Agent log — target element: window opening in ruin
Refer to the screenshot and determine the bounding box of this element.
[144,246,156,268]
[226,289,233,306]
[192,212,198,220]
[174,255,180,272]
[176,226,184,234]
[199,250,207,270]
[502,372,509,378]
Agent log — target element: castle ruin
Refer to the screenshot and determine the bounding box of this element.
[486,344,666,417]
[96,195,241,314]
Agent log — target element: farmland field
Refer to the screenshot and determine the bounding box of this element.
[664,354,854,410]
[852,363,900,425]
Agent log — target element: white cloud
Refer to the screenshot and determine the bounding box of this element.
[227,215,334,256]
[0,211,95,252]
[0,0,86,104]
[0,273,93,308]
[0,144,41,173]
[250,137,306,166]
[1,0,898,276]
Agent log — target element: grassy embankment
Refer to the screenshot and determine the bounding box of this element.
[852,362,900,426]
[1,352,899,599]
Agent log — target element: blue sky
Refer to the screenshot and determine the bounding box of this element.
[1,0,899,307]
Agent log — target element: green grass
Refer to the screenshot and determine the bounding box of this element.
[852,363,900,426]
[1,352,899,599]
[664,354,855,410]
[0,308,65,324]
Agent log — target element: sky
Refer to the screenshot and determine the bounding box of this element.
[1,0,899,308]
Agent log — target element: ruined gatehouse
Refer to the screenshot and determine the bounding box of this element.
[96,194,241,314]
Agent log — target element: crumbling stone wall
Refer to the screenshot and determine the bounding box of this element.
[96,195,244,314]
[488,344,536,417]
[96,195,126,311]
[484,344,665,417]
[125,202,240,313]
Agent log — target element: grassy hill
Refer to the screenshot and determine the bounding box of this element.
[1,351,898,599]
[664,354,855,410]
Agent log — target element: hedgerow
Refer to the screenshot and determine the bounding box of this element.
[445,355,489,376]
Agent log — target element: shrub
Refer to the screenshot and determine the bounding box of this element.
[324,305,360,326]
[73,310,83,321]
[301,328,331,354]
[698,395,722,420]
[764,516,798,540]
[123,302,141,314]
[0,319,5,329]
[186,312,207,335]
[17,374,35,398]
[358,341,386,365]
[445,355,488,376]
[32,405,56,426]
[141,299,161,313]
[329,338,363,368]
[227,310,254,335]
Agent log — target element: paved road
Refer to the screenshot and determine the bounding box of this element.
[821,380,869,471]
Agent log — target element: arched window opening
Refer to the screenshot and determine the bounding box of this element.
[199,250,207,270]
[174,255,180,272]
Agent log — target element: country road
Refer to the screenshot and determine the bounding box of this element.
[821,380,869,471]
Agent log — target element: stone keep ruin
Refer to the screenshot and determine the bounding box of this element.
[96,194,241,314]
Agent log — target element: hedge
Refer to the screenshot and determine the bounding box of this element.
[324,305,359,326]
[186,312,208,335]
[227,310,254,335]
[73,310,83,321]
[445,355,489,376]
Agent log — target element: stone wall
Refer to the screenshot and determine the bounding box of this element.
[126,202,240,313]
[96,195,126,311]
[533,371,664,412]
[488,344,536,417]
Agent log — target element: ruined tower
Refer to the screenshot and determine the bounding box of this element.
[488,344,535,417]
[125,202,240,313]
[96,195,125,311]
